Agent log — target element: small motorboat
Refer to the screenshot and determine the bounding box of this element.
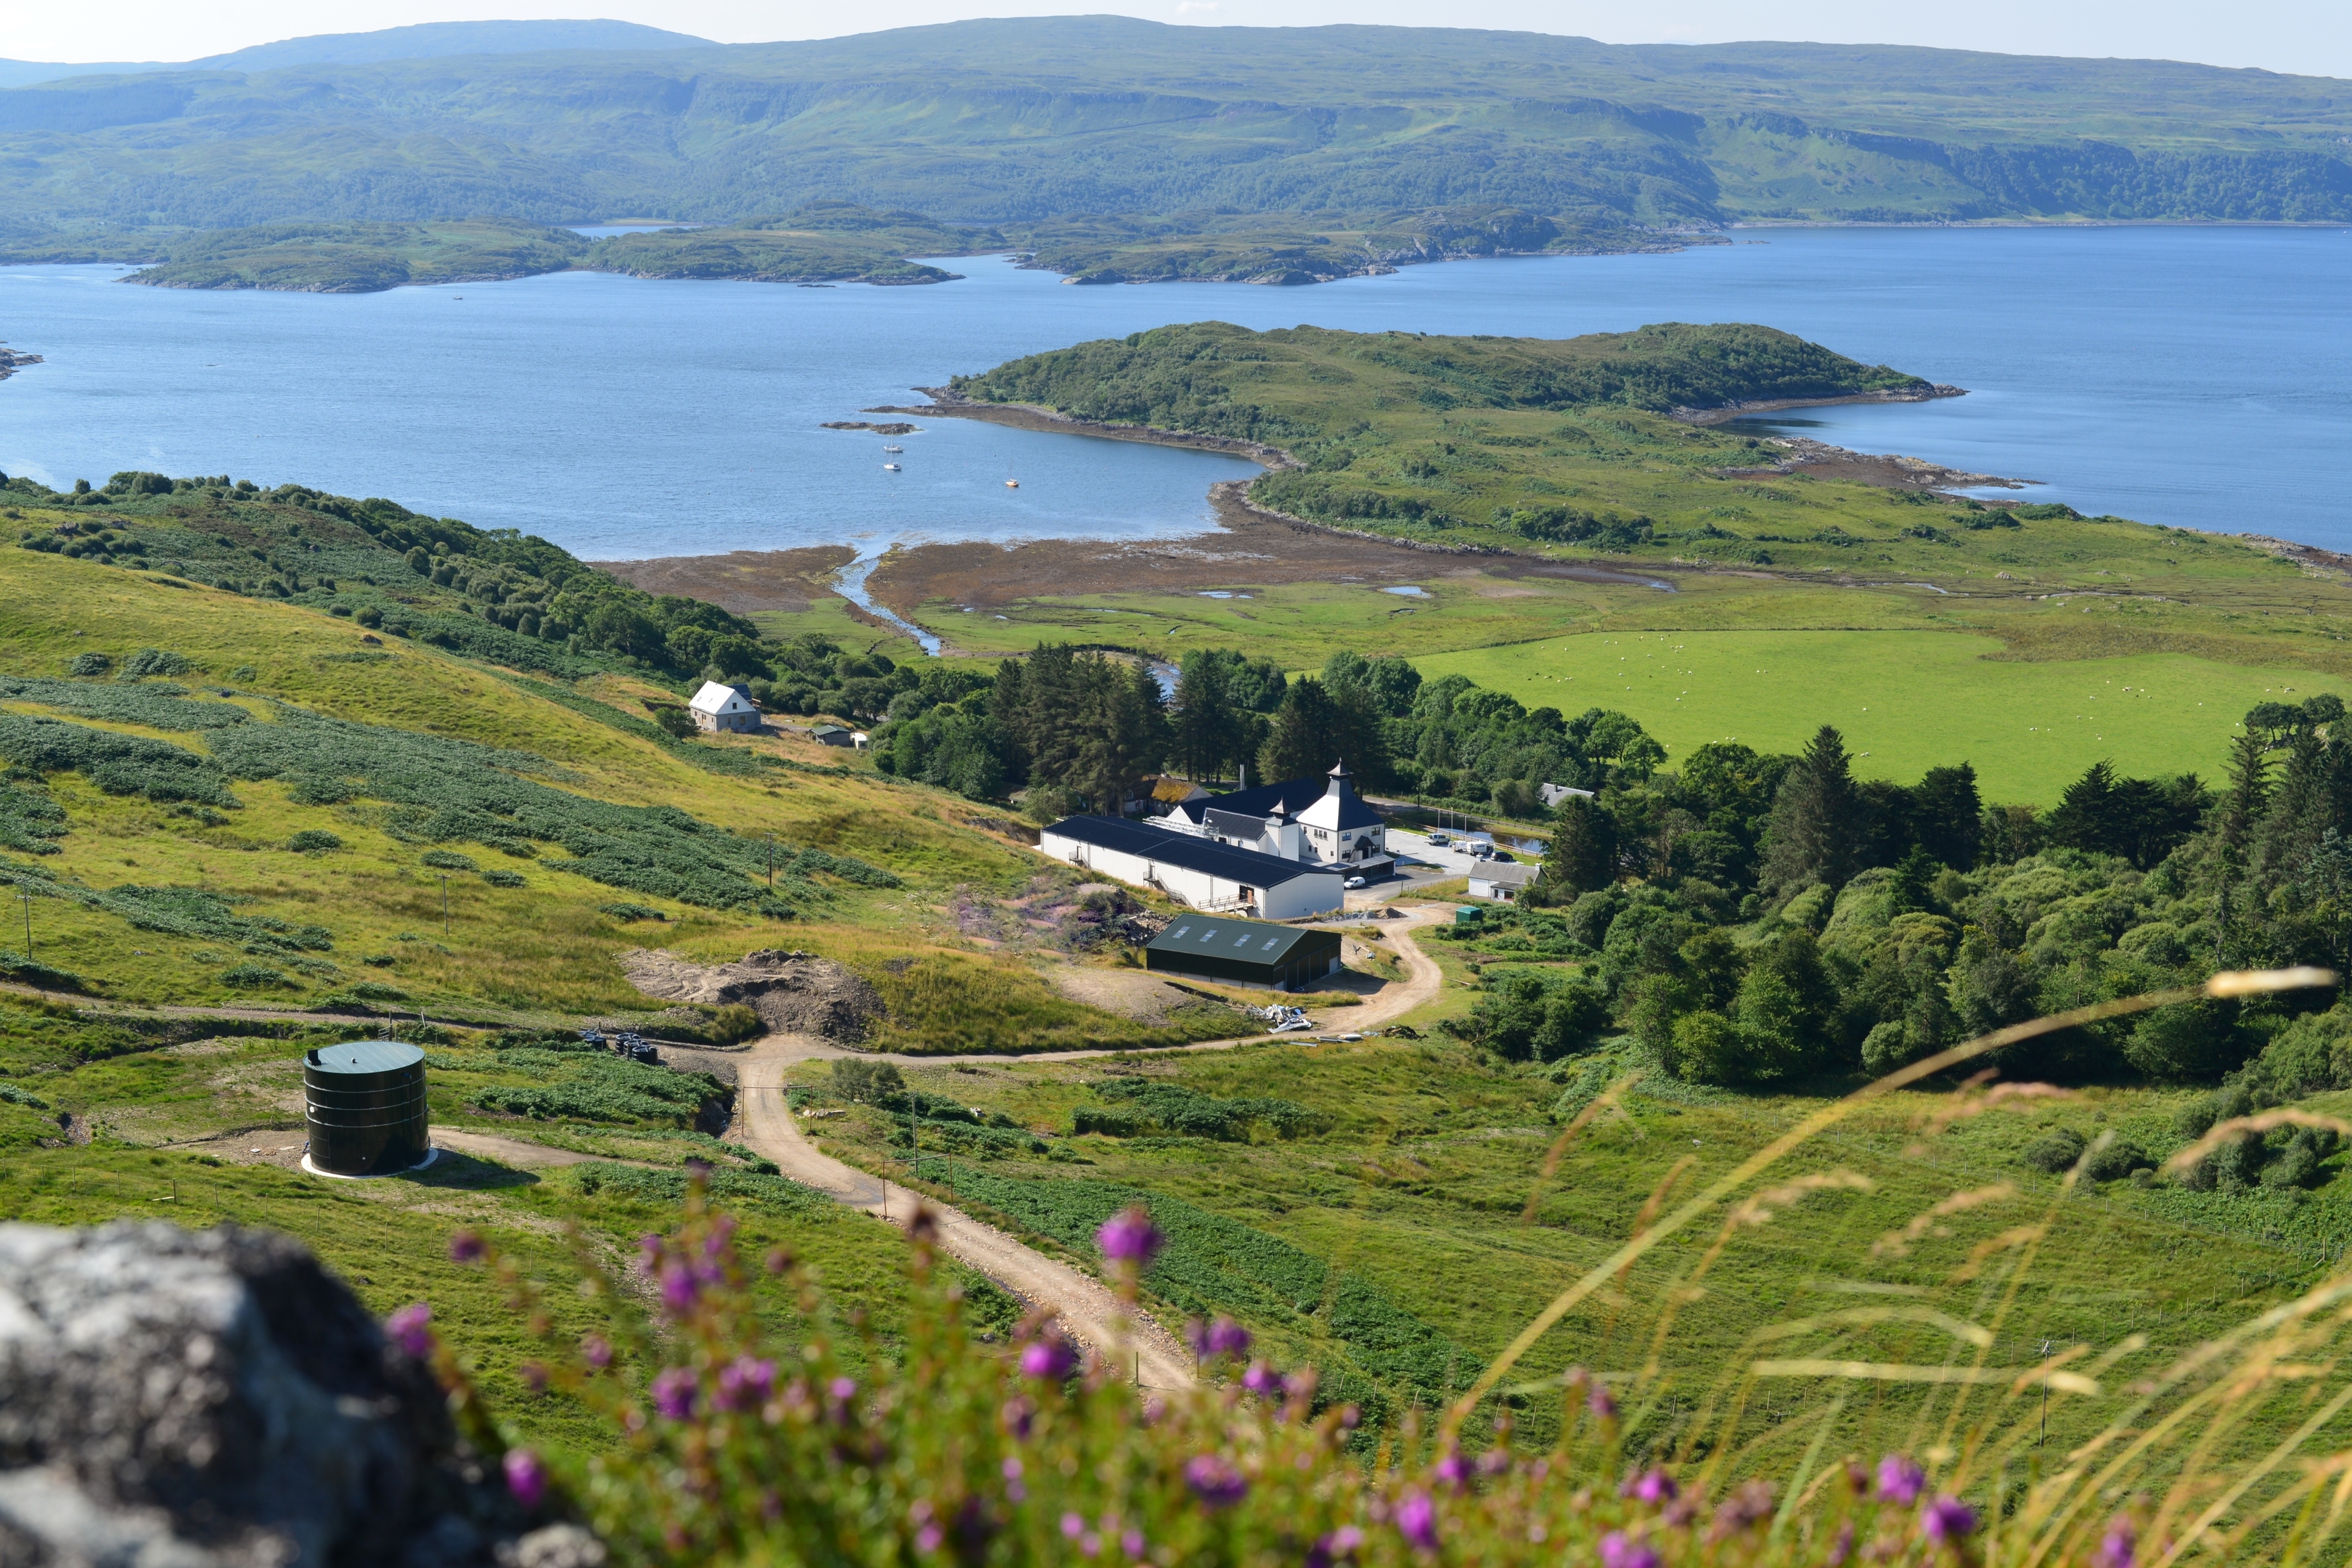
[883,462,902,472]
[1005,478,1020,489]
[882,444,902,452]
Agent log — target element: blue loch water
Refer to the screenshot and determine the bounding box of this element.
[0,224,2345,562]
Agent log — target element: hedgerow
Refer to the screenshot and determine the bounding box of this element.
[1093,1078,1317,1140]
[0,676,249,731]
[0,862,335,957]
[469,1050,728,1127]
[0,779,65,854]
[0,715,238,806]
[560,1160,824,1214]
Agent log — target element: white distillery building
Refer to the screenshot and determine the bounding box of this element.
[688,681,762,734]
[1154,761,1394,879]
[1039,814,1345,920]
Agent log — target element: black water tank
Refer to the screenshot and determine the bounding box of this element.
[304,1040,430,1176]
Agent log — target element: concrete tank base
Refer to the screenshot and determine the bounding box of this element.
[301,1146,438,1180]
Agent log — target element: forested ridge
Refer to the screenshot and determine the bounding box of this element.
[0,18,2345,248]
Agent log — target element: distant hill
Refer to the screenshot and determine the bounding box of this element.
[0,17,713,89]
[0,17,2345,232]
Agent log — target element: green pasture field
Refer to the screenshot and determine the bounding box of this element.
[1416,627,2350,803]
[791,995,2352,1479]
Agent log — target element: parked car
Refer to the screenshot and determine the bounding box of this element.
[1344,875,1367,889]
[1490,851,1514,863]
[1425,832,1450,846]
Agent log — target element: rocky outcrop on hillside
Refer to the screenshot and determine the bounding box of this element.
[0,1220,601,1567]
[620,947,884,1042]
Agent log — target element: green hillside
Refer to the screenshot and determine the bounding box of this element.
[0,18,2343,247]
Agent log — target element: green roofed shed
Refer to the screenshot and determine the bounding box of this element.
[1145,913,1342,990]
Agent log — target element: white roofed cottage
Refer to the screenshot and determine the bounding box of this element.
[688,681,761,734]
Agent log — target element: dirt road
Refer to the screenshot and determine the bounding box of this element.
[727,907,1451,1389]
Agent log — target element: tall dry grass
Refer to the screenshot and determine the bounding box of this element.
[404,968,2352,1566]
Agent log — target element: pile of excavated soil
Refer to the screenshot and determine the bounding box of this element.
[620,948,884,1042]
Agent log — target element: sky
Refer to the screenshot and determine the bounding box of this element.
[7,0,2348,79]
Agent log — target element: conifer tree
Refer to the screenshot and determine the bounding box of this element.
[1170,653,1235,783]
[1761,725,1863,893]
[1538,795,1617,899]
[1258,678,1341,783]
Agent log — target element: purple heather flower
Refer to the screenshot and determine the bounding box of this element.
[916,1526,944,1554]
[503,1447,547,1510]
[1877,1454,1926,1506]
[1924,1496,1977,1545]
[659,1260,700,1316]
[1020,1335,1079,1381]
[1185,1454,1249,1509]
[1242,1360,1286,1398]
[1587,1381,1618,1420]
[1395,1492,1439,1553]
[1002,1397,1035,1440]
[517,1361,549,1395]
[1600,1532,1662,1568]
[650,1367,698,1421]
[384,1303,433,1359]
[2096,1519,2138,1568]
[1629,1469,1678,1505]
[1432,1447,1470,1490]
[1710,1482,1776,1542]
[1828,1520,1856,1567]
[581,1334,613,1370]
[639,1233,663,1266]
[830,1375,858,1401]
[716,1355,776,1410]
[1002,1456,1026,1503]
[448,1229,485,1264]
[1080,1534,1103,1557]
[685,1157,714,1180]
[1188,1315,1252,1362]
[1061,1514,1087,1540]
[1121,1530,1146,1559]
[1098,1206,1163,1266]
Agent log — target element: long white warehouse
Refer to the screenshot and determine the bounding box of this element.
[1040,814,1345,920]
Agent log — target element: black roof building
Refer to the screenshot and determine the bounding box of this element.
[1042,814,1331,887]
[1171,761,1384,833]
[1146,912,1344,990]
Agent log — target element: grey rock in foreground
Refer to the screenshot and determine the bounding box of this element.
[0,1220,599,1568]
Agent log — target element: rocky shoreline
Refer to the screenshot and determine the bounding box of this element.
[1720,433,2033,491]
[865,386,1298,469]
[0,343,42,381]
[1670,383,1969,425]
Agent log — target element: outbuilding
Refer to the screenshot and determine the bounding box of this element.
[1040,814,1344,918]
[1467,862,1540,902]
[688,680,761,734]
[1146,914,1344,990]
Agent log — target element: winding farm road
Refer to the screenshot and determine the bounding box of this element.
[728,904,1451,1390]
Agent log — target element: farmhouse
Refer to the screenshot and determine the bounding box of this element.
[1146,914,1343,990]
[1040,814,1345,918]
[1468,862,1540,902]
[1156,761,1394,879]
[688,680,761,734]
